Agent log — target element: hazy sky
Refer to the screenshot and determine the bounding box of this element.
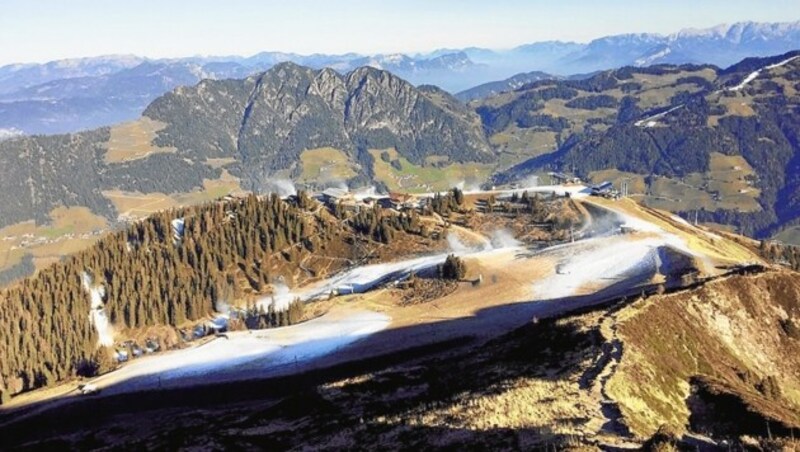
[1,0,799,65]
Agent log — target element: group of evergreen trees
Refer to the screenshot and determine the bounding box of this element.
[439,255,467,280]
[0,194,321,397]
[760,240,800,271]
[427,188,464,216]
[348,204,422,244]
[241,299,305,330]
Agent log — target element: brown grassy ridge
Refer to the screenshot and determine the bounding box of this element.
[607,267,800,438]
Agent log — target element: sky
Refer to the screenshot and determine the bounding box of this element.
[1,0,799,65]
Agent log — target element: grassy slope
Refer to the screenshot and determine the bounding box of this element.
[103,118,176,163]
[0,207,109,274]
[370,148,493,192]
[773,225,800,246]
[298,147,358,184]
[589,153,761,216]
[609,269,800,437]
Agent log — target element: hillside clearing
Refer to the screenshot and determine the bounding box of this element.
[370,148,493,192]
[299,147,359,185]
[103,118,176,163]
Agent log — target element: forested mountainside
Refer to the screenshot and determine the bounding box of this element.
[485,51,800,237]
[142,63,493,189]
[0,128,221,228]
[5,258,800,449]
[0,63,491,229]
[0,192,428,398]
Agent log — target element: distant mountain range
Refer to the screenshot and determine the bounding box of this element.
[0,21,798,135]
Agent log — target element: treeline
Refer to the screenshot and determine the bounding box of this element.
[103,153,221,194]
[508,191,550,220]
[760,240,800,271]
[564,94,619,110]
[516,114,571,131]
[427,188,465,216]
[348,205,423,244]
[240,299,306,330]
[477,86,579,134]
[0,128,115,227]
[0,194,323,398]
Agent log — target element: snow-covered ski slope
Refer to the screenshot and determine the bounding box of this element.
[728,54,799,92]
[91,310,390,394]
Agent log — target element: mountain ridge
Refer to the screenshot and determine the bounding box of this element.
[2,21,800,134]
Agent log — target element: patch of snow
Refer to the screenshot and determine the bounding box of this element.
[634,46,672,67]
[634,105,683,127]
[352,185,380,199]
[489,229,522,249]
[614,213,663,234]
[531,199,719,301]
[447,232,485,254]
[383,53,406,64]
[463,184,591,199]
[366,59,384,70]
[171,218,185,244]
[615,206,714,271]
[264,280,295,312]
[765,55,800,70]
[673,23,732,39]
[263,253,449,304]
[450,179,482,193]
[728,69,761,92]
[82,272,115,347]
[701,229,723,241]
[261,230,525,308]
[671,214,692,227]
[727,55,799,92]
[79,383,99,395]
[208,312,230,331]
[532,237,663,300]
[91,310,390,393]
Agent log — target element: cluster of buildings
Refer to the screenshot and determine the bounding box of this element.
[6,229,105,252]
[315,188,424,212]
[113,338,160,363]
